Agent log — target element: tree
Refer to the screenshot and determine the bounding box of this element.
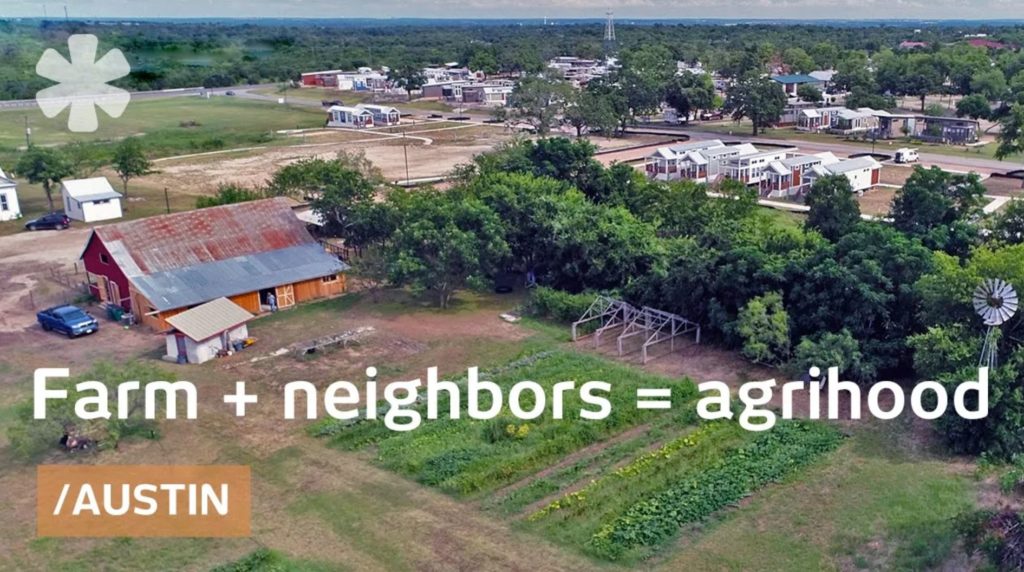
[507,76,572,135]
[796,83,823,104]
[782,47,815,75]
[788,329,873,383]
[805,174,860,242]
[387,62,426,101]
[196,184,264,208]
[387,188,508,308]
[563,89,618,137]
[990,197,1024,244]
[996,103,1024,161]
[737,291,791,365]
[891,166,987,254]
[111,137,152,203]
[971,68,1009,103]
[664,73,715,123]
[14,146,72,212]
[304,164,377,245]
[956,94,992,120]
[724,75,788,135]
[468,49,498,76]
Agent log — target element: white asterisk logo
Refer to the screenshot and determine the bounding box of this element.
[35,34,131,133]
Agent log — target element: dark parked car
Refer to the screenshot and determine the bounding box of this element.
[37,305,99,338]
[24,212,70,231]
[225,90,236,96]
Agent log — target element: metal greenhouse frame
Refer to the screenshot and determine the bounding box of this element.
[571,296,637,347]
[616,306,701,364]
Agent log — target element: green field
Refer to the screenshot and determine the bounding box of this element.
[318,350,851,563]
[0,96,327,155]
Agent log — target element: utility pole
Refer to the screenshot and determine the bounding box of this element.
[164,187,170,214]
[24,116,31,148]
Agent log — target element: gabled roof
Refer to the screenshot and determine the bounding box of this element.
[62,177,122,202]
[84,198,349,311]
[771,74,820,84]
[166,297,254,342]
[0,166,14,187]
[329,105,373,116]
[357,103,400,114]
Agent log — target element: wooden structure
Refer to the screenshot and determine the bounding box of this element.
[80,198,349,331]
[572,296,701,363]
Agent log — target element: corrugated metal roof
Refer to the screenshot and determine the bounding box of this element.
[825,157,880,175]
[166,297,254,342]
[771,74,820,84]
[92,198,350,312]
[133,244,349,312]
[62,177,121,200]
[94,198,314,274]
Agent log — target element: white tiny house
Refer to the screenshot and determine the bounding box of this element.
[0,167,21,222]
[61,177,123,223]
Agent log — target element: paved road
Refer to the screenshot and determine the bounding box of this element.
[625,125,1024,175]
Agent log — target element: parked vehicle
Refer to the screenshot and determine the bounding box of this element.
[24,212,70,231]
[225,90,236,96]
[37,305,100,338]
[700,111,725,121]
[895,148,919,163]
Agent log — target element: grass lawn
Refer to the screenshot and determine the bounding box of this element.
[0,97,327,156]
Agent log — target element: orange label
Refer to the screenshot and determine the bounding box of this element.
[37,465,251,537]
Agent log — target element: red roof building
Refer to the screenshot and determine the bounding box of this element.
[80,198,349,331]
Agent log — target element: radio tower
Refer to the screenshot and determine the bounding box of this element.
[603,10,617,54]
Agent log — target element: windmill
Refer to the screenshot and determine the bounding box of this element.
[973,278,1018,370]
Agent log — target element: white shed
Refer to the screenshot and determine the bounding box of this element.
[0,167,20,222]
[164,297,255,364]
[61,177,123,223]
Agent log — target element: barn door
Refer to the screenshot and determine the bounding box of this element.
[95,275,109,303]
[107,280,120,307]
[276,284,295,309]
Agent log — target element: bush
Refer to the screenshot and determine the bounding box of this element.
[525,287,600,323]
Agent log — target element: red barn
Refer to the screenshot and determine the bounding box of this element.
[80,198,349,331]
[300,70,342,87]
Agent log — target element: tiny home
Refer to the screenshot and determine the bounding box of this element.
[61,177,123,223]
[358,104,401,126]
[327,105,374,128]
[164,297,254,364]
[0,167,20,222]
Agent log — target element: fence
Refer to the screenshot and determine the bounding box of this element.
[26,265,91,311]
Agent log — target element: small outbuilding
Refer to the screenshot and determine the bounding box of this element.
[164,297,254,364]
[62,177,123,223]
[0,166,21,222]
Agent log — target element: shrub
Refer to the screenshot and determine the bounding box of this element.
[525,287,600,323]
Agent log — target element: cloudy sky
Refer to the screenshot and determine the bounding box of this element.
[3,0,1023,20]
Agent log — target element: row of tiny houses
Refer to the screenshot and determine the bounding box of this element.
[326,104,401,128]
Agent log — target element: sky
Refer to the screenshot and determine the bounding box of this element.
[2,0,1023,21]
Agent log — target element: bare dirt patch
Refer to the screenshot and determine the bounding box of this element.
[857,187,897,217]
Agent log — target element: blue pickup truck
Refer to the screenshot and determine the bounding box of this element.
[37,305,100,338]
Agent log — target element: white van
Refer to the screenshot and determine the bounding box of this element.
[895,148,919,164]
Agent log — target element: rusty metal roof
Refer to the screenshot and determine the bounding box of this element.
[94,197,315,274]
[90,198,349,312]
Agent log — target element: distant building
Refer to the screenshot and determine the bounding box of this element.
[898,41,930,50]
[358,104,402,126]
[79,197,349,331]
[61,177,123,223]
[326,105,375,128]
[0,167,20,222]
[770,74,825,97]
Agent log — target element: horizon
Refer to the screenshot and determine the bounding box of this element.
[4,0,1024,23]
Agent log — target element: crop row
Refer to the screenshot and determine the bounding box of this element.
[588,421,843,560]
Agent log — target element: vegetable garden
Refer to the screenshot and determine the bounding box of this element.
[315,350,842,563]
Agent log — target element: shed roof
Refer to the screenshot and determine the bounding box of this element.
[62,177,122,202]
[166,297,254,342]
